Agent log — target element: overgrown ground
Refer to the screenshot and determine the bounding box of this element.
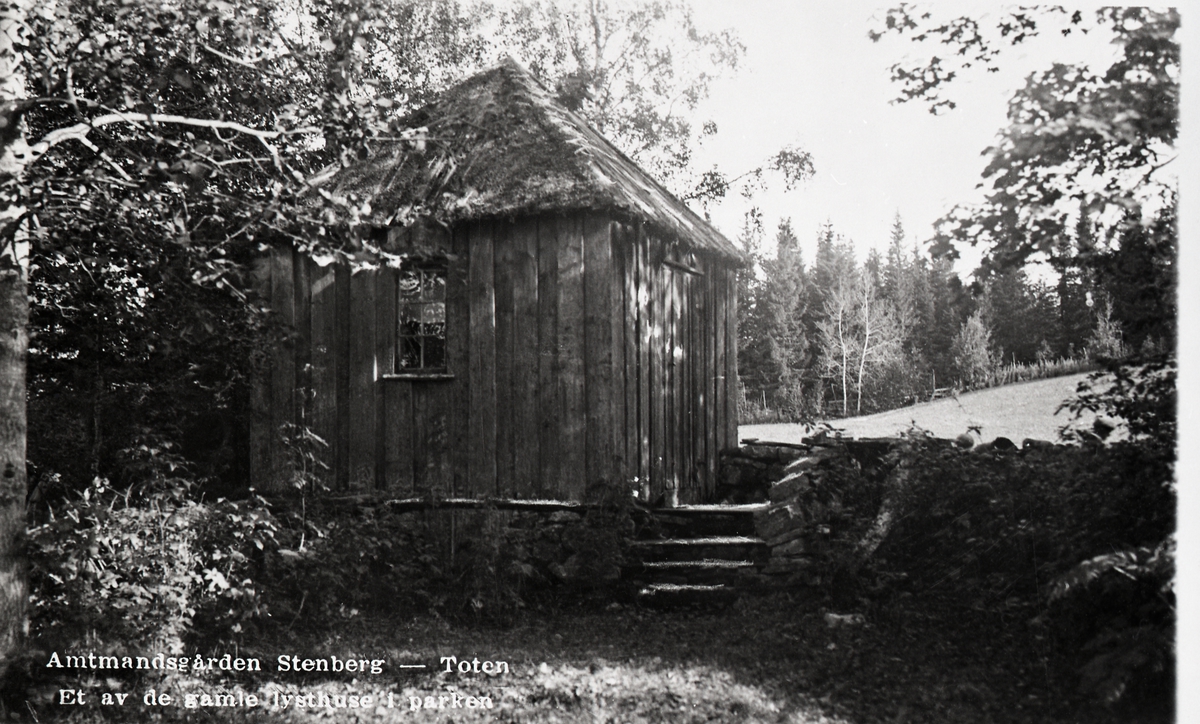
[28,591,1165,724]
[743,373,1096,444]
[20,365,1174,723]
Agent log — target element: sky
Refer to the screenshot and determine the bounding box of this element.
[679,2,1125,278]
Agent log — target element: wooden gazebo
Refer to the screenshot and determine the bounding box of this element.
[251,59,744,505]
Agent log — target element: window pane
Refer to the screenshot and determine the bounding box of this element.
[399,271,421,301]
[398,336,422,370]
[422,319,446,341]
[398,312,421,336]
[425,272,446,301]
[420,302,445,325]
[424,334,446,369]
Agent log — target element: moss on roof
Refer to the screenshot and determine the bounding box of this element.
[320,58,744,263]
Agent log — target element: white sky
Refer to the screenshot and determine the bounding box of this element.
[683,2,1124,277]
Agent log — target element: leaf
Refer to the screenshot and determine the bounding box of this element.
[204,568,230,591]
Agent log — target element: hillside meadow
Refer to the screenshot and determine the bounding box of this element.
[742,373,1100,445]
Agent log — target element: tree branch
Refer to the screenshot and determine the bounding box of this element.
[30,112,318,163]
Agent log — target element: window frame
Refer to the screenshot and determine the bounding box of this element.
[386,262,452,380]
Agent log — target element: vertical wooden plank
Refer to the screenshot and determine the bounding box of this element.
[609,223,627,494]
[681,268,691,501]
[270,246,296,488]
[558,215,587,502]
[690,269,702,501]
[536,218,560,500]
[373,268,389,491]
[684,271,696,502]
[468,222,497,497]
[703,258,716,499]
[447,229,471,497]
[386,382,414,495]
[687,261,701,502]
[512,219,540,498]
[636,230,651,500]
[583,214,614,497]
[334,264,351,490]
[413,383,452,495]
[377,268,409,493]
[620,226,638,496]
[649,238,666,504]
[348,268,377,490]
[726,268,739,450]
[714,266,727,454]
[668,265,682,506]
[705,260,715,482]
[663,263,674,504]
[309,263,338,488]
[493,221,515,498]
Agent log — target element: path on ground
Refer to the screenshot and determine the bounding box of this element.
[742,373,1100,445]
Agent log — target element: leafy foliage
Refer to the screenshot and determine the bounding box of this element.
[951,310,997,389]
[26,440,277,655]
[871,7,1178,275]
[1059,353,1175,451]
[1046,535,1174,707]
[493,0,739,186]
[264,503,441,627]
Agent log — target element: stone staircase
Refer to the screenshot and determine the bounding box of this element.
[626,504,769,608]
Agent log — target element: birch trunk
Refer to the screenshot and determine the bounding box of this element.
[0,0,31,682]
[856,283,870,415]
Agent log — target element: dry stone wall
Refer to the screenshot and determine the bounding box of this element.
[743,438,916,588]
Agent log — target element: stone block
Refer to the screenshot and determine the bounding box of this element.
[773,537,806,557]
[764,525,806,548]
[769,471,811,503]
[761,556,814,575]
[753,501,805,541]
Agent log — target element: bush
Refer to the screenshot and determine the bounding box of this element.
[951,310,998,388]
[1045,535,1174,708]
[862,425,1174,711]
[27,440,277,657]
[28,477,205,653]
[262,503,440,627]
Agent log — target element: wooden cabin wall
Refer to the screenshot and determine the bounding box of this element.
[251,214,739,503]
[610,221,738,505]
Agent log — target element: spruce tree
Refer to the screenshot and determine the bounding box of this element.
[755,220,809,416]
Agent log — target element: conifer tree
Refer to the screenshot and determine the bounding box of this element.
[743,219,809,416]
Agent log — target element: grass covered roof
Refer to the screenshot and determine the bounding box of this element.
[320,58,743,262]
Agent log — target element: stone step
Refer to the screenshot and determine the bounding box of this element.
[636,504,765,538]
[624,558,757,586]
[629,536,769,564]
[636,583,739,609]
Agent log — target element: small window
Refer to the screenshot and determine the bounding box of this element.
[396,266,446,372]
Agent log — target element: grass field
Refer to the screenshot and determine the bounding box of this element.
[36,595,1133,724]
[742,372,1103,445]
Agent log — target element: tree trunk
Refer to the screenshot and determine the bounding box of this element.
[838,311,848,416]
[0,0,32,684]
[856,292,870,415]
[0,265,27,678]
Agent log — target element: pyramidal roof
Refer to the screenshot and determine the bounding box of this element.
[321,58,743,262]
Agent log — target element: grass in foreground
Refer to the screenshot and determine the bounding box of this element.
[27,590,1156,724]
